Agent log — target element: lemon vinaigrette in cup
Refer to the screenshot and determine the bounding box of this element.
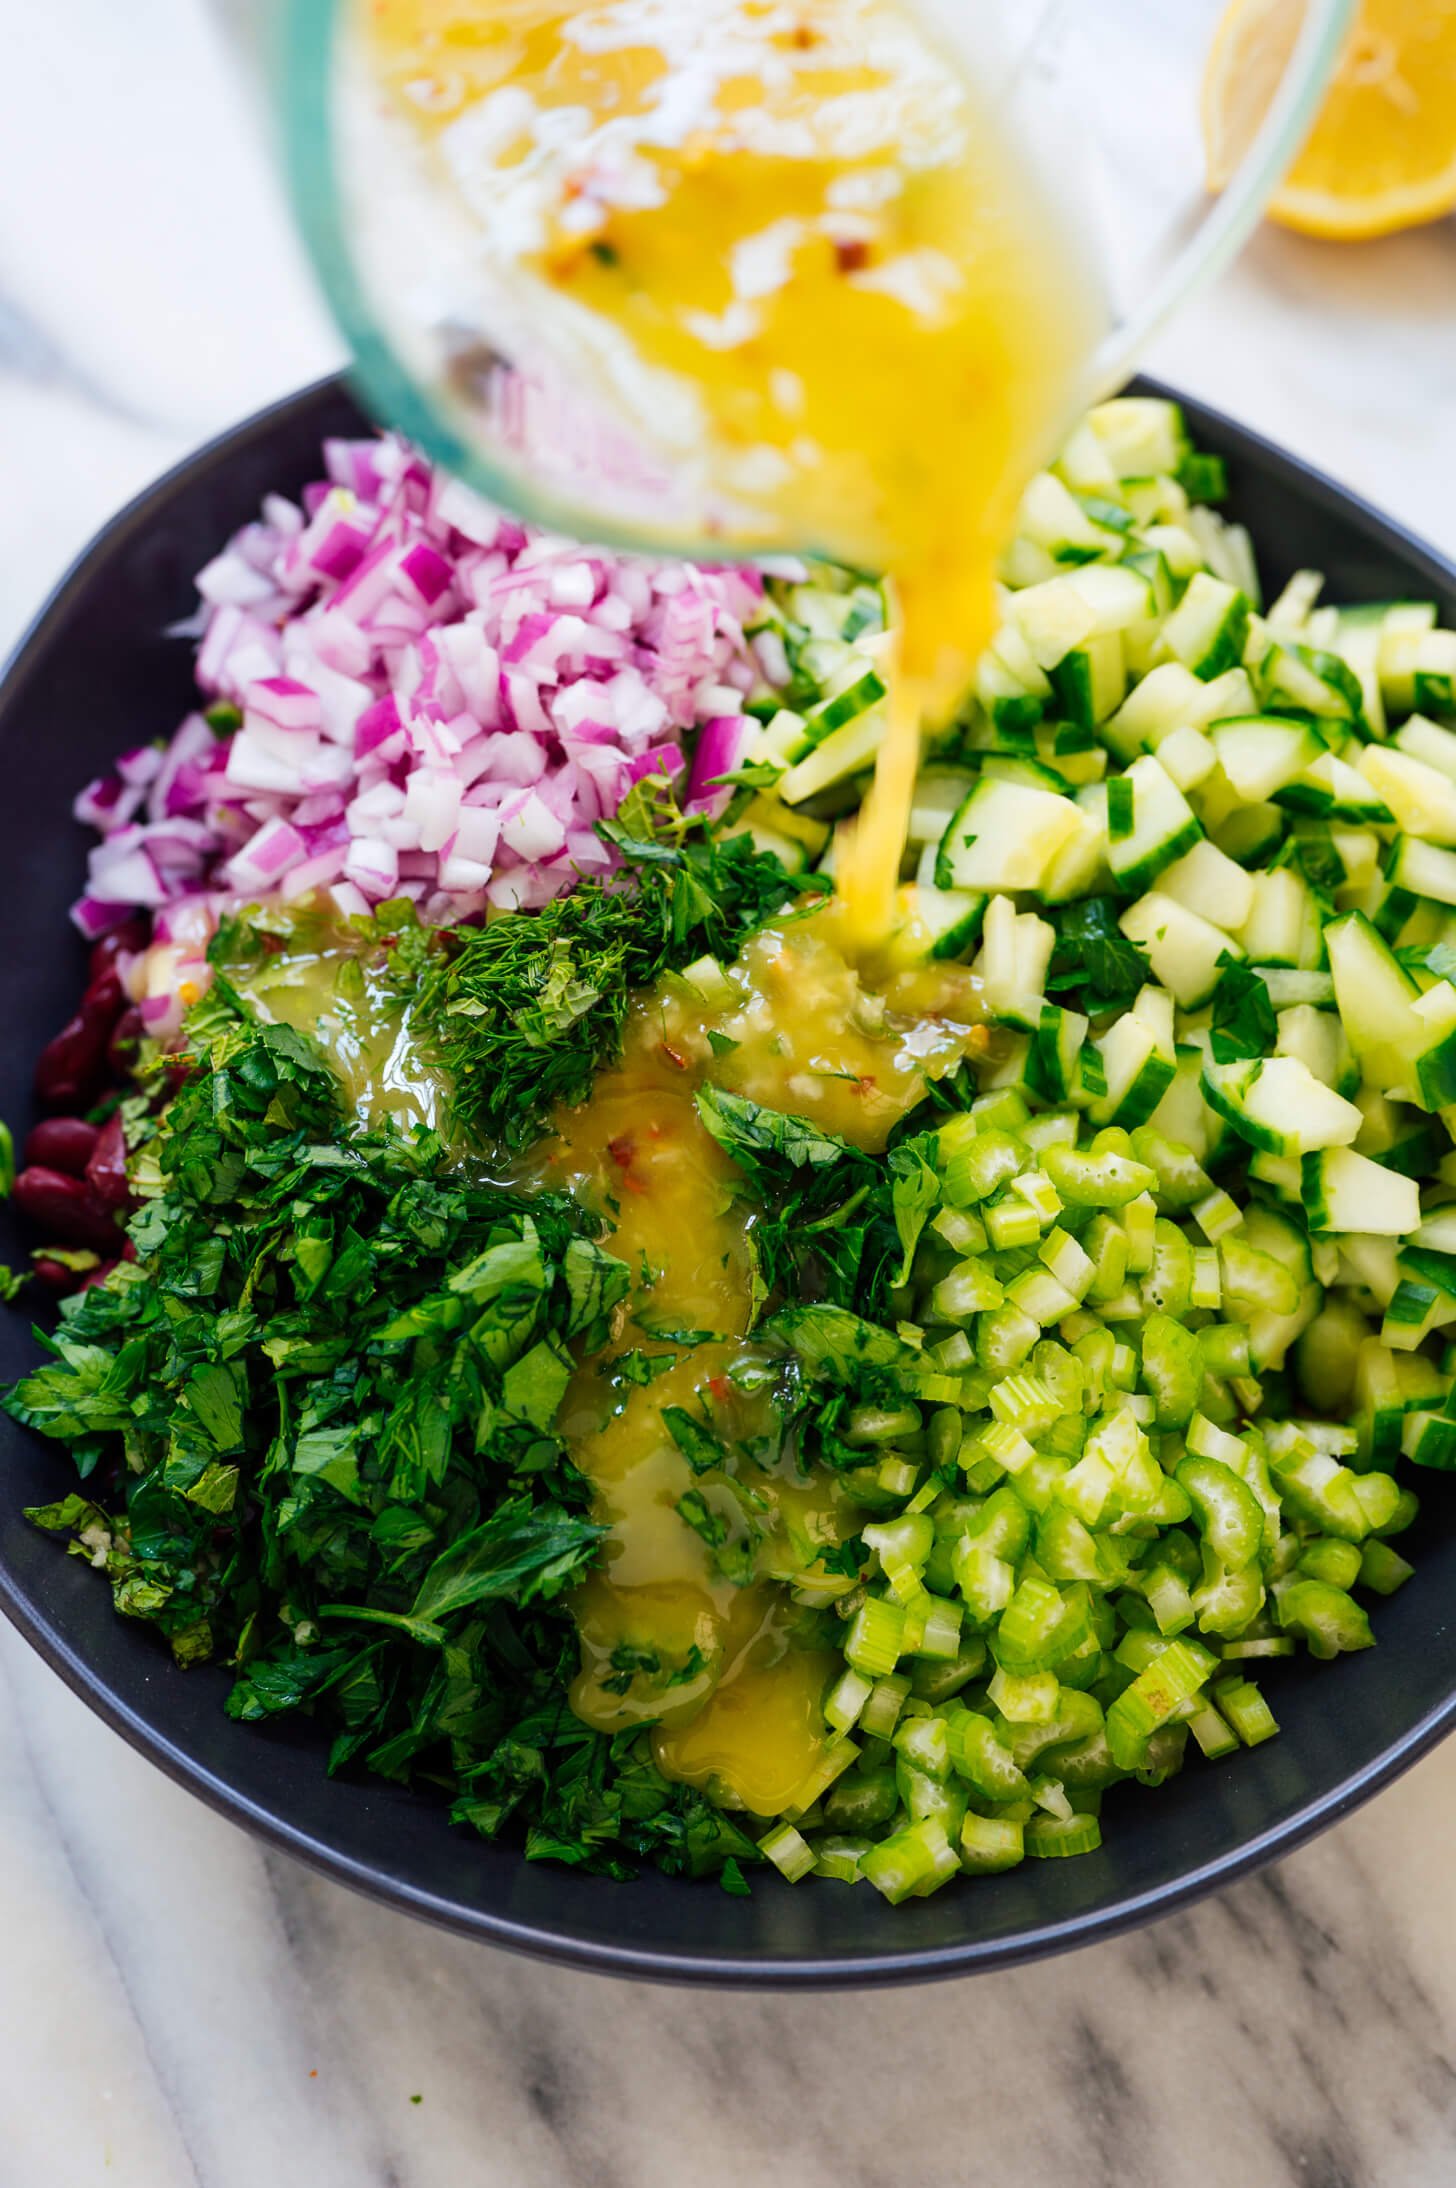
[349,0,1106,936]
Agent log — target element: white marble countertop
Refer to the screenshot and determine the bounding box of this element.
[3,7,1456,2184]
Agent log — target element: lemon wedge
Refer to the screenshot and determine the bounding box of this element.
[1204,0,1456,240]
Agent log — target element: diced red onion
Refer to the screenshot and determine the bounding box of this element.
[244,677,324,734]
[685,716,749,817]
[399,541,455,606]
[280,847,348,902]
[224,818,308,892]
[87,844,168,908]
[71,894,131,941]
[74,775,140,832]
[500,790,567,863]
[195,548,280,610]
[195,606,283,699]
[329,879,374,921]
[71,430,790,950]
[262,493,304,538]
[343,834,400,900]
[116,744,164,788]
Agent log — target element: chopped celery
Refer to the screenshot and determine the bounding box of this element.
[760,1823,815,1882]
[1025,1812,1103,1859]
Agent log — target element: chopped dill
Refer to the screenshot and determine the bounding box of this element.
[411,791,824,1151]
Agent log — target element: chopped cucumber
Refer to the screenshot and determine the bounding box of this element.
[1210,717,1329,804]
[1276,1005,1357,1097]
[1160,573,1251,680]
[1302,1148,1421,1237]
[1106,756,1202,893]
[908,770,976,847]
[1239,868,1324,969]
[936,778,1083,894]
[1359,744,1456,845]
[1212,800,1286,867]
[1088,396,1188,479]
[778,705,883,805]
[1039,796,1108,904]
[1395,713,1456,781]
[901,886,987,963]
[1119,892,1241,1009]
[1158,838,1256,931]
[1202,1055,1363,1158]
[1255,640,1363,724]
[1087,986,1177,1128]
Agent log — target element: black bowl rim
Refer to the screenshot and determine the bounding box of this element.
[2,372,1455,1989]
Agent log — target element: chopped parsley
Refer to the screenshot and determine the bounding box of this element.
[3,1002,758,1879]
[694,1086,852,1179]
[1047,897,1152,1011]
[662,1404,727,1474]
[1210,957,1279,1063]
[675,1485,729,1549]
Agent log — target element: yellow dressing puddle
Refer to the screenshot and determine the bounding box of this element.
[524,904,980,1812]
[658,1642,841,1817]
[223,921,452,1135]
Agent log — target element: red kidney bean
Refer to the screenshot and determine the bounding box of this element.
[106,1006,144,1082]
[84,1112,129,1209]
[23,1117,99,1176]
[35,1013,110,1111]
[81,963,125,1023]
[34,966,129,1111]
[88,915,149,985]
[12,1166,123,1254]
[31,1256,115,1299]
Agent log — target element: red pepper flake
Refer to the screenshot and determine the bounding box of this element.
[707,1376,732,1403]
[834,237,871,274]
[660,1042,690,1071]
[606,1133,647,1194]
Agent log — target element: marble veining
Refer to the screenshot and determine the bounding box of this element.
[2,6,1456,2185]
[7,1623,1456,2188]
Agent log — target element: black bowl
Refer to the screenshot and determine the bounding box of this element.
[1,374,1453,1987]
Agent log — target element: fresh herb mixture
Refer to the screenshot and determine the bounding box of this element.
[6,997,767,1877]
[412,799,824,1151]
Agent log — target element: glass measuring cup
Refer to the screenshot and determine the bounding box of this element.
[254,0,1357,556]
